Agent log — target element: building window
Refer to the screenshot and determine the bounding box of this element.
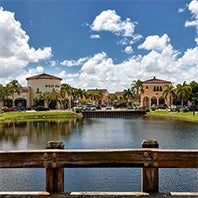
[153,86,162,92]
[36,88,40,93]
[146,86,148,89]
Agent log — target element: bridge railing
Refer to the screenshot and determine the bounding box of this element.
[0,140,197,196]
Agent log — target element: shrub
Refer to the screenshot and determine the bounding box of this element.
[151,107,156,111]
[182,108,189,112]
[74,107,82,113]
[127,105,132,109]
[145,107,150,112]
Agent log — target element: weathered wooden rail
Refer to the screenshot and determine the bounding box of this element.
[0,140,197,197]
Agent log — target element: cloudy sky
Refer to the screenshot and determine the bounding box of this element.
[0,0,198,92]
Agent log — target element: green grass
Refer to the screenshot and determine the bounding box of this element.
[147,110,198,122]
[0,111,81,123]
[0,110,197,123]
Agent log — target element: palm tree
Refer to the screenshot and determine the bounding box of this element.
[60,83,72,108]
[0,84,7,104]
[131,79,144,102]
[43,91,58,108]
[175,81,192,108]
[6,80,22,106]
[108,94,117,105]
[73,88,86,105]
[162,84,175,107]
[123,88,133,102]
[94,90,103,104]
[60,83,72,98]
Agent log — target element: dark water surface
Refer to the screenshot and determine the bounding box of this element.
[0,117,197,192]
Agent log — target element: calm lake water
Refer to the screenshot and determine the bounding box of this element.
[0,116,197,192]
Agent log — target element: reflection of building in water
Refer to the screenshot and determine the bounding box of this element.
[2,73,171,108]
[0,120,77,149]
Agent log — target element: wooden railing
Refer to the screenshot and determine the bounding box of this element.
[0,140,197,197]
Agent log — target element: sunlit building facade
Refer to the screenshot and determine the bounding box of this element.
[140,77,171,107]
[2,74,171,109]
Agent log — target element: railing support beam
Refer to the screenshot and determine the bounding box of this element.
[141,139,159,193]
[46,141,64,192]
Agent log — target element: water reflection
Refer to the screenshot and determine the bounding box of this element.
[0,118,80,150]
[0,117,197,192]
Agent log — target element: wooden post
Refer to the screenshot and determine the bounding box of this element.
[141,139,159,193]
[46,141,64,192]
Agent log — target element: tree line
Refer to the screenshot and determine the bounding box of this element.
[0,79,197,109]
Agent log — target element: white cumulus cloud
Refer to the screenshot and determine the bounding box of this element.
[61,57,89,67]
[90,34,100,39]
[138,34,171,51]
[124,46,133,54]
[0,7,52,81]
[185,0,198,44]
[90,9,136,37]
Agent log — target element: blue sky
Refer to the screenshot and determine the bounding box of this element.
[0,0,198,92]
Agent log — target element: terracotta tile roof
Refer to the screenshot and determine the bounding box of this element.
[87,89,109,93]
[26,73,62,81]
[143,77,171,84]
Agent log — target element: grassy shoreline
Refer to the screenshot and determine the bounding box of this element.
[147,110,198,122]
[0,110,197,123]
[0,111,82,123]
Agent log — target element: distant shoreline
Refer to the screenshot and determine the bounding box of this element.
[0,110,197,123]
[147,110,198,122]
[0,111,82,123]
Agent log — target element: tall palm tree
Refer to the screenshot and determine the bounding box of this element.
[175,81,192,108]
[0,84,7,103]
[60,83,72,98]
[60,83,72,108]
[73,88,86,105]
[162,84,175,107]
[131,79,144,102]
[123,88,133,102]
[94,90,103,104]
[6,80,22,106]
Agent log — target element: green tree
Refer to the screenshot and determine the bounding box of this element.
[0,84,7,103]
[123,88,133,102]
[72,88,86,105]
[60,84,72,98]
[189,81,198,104]
[34,90,58,108]
[43,91,58,108]
[162,84,175,107]
[108,93,117,105]
[131,79,144,102]
[6,80,22,106]
[175,81,192,108]
[60,83,73,108]
[94,90,103,104]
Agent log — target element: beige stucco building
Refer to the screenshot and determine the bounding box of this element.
[26,73,62,107]
[140,77,171,107]
[2,74,171,109]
